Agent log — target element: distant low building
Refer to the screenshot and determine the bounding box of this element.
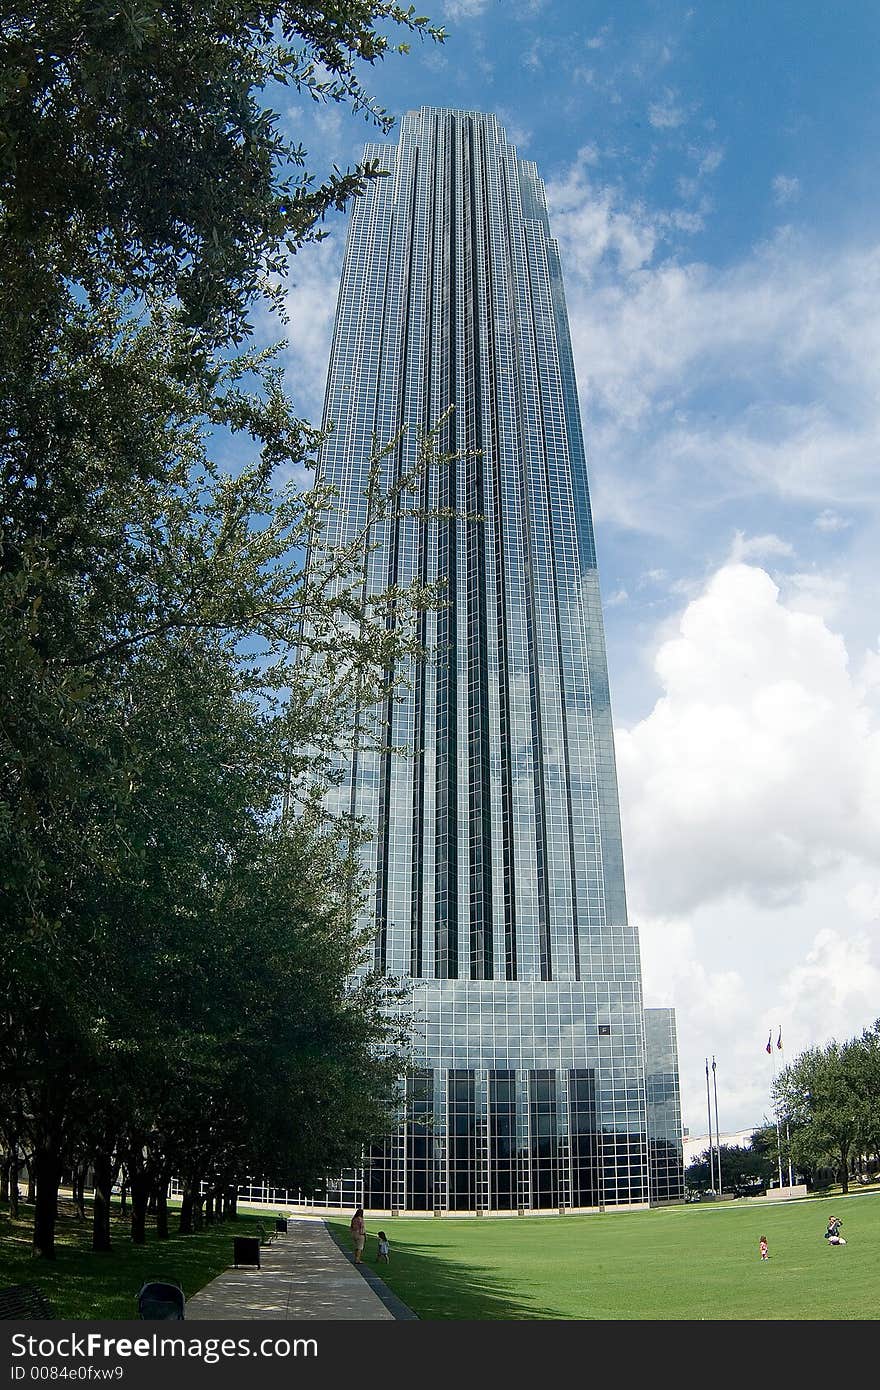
[683,1127,758,1168]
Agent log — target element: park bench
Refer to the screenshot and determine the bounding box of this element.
[0,1285,55,1319]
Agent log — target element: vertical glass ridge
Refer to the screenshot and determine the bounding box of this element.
[299,109,683,1211]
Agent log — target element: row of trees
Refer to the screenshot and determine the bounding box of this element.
[773,1021,880,1194]
[685,1134,777,1195]
[1,3,445,1256]
[685,1020,880,1197]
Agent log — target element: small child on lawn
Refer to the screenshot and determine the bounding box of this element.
[759,1235,769,1261]
[376,1231,390,1263]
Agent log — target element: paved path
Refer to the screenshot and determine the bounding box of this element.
[186,1218,398,1321]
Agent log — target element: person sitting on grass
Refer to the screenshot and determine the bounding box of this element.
[376,1230,390,1264]
[824,1215,847,1246]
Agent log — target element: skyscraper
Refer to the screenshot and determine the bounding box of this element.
[304,108,683,1211]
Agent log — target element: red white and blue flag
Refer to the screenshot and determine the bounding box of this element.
[777,1028,783,1050]
[765,1032,772,1054]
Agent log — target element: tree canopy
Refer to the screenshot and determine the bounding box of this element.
[1,1,444,1257]
[773,1023,880,1195]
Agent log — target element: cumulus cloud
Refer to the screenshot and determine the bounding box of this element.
[780,929,880,1044]
[624,568,880,1127]
[616,563,880,917]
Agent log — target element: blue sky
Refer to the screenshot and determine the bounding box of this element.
[270,1,880,1140]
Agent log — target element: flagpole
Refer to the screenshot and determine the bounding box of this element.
[705,1058,716,1191]
[786,1120,794,1187]
[771,1031,783,1191]
[777,1027,794,1187]
[712,1056,722,1194]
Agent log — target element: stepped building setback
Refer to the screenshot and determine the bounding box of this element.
[276,108,684,1212]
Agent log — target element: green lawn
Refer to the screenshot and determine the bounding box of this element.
[330,1191,880,1320]
[0,1200,280,1319]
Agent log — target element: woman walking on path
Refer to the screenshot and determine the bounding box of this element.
[350,1207,366,1264]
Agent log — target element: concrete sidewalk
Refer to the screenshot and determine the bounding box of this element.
[185,1218,401,1321]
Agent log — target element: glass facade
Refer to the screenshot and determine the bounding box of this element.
[295,108,682,1211]
[644,1008,686,1203]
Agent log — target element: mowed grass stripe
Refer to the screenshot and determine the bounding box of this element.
[330,1191,880,1320]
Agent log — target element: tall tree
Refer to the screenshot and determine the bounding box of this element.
[773,1033,880,1195]
[1,2,445,1256]
[1,2,444,345]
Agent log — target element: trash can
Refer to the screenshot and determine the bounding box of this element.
[275,1218,288,1234]
[233,1236,260,1268]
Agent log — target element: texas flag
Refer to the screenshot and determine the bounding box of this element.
[777,1028,783,1050]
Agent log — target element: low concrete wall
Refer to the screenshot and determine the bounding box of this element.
[758,1184,808,1200]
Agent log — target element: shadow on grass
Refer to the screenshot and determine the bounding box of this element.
[325,1220,563,1320]
[0,1199,269,1319]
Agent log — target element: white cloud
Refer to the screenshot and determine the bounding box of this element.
[648,89,686,129]
[625,568,880,1129]
[846,880,880,924]
[617,563,880,917]
[782,570,848,621]
[638,567,668,587]
[278,236,345,422]
[729,531,794,562]
[641,876,880,1134]
[549,209,880,516]
[772,173,801,205]
[780,929,880,1046]
[697,145,724,176]
[585,25,610,50]
[546,169,656,279]
[814,508,851,532]
[497,110,532,150]
[443,0,489,18]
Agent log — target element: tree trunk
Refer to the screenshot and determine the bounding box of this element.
[204,1190,215,1225]
[227,1189,238,1220]
[192,1189,204,1231]
[840,1151,850,1195]
[26,1165,35,1203]
[130,1170,150,1245]
[1,1157,8,1202]
[32,1147,61,1259]
[73,1166,86,1220]
[155,1178,169,1240]
[176,1184,193,1239]
[92,1151,113,1253]
[9,1152,20,1219]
